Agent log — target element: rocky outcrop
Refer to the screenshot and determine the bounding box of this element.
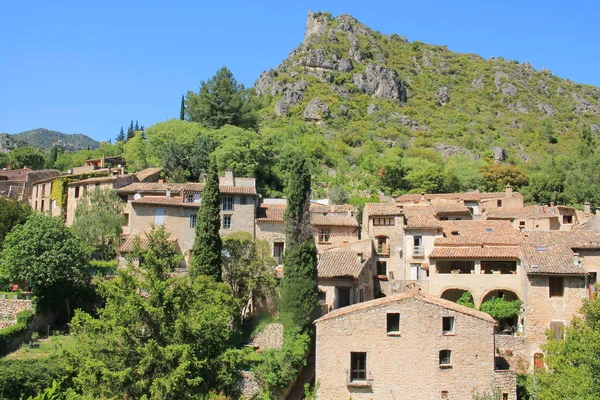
[389,113,428,131]
[436,86,450,105]
[574,98,600,115]
[353,63,407,102]
[435,143,473,158]
[472,76,484,90]
[303,98,330,122]
[537,103,555,116]
[502,83,518,97]
[367,104,380,115]
[297,49,354,72]
[493,146,508,162]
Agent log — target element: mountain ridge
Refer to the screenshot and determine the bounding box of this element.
[0,128,99,153]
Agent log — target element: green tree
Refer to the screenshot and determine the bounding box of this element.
[328,184,349,205]
[126,120,135,140]
[45,146,58,169]
[279,155,319,332]
[578,124,596,158]
[116,126,125,142]
[479,296,522,321]
[0,214,90,316]
[222,232,277,316]
[535,298,600,399]
[481,164,529,192]
[186,66,259,131]
[0,197,31,250]
[71,188,125,260]
[180,94,185,120]
[7,147,46,170]
[190,160,222,281]
[66,225,240,399]
[122,130,149,171]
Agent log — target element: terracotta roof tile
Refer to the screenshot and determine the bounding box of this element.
[68,176,116,185]
[116,182,186,193]
[315,292,496,324]
[311,214,359,227]
[403,210,442,229]
[396,191,522,203]
[317,251,366,279]
[135,168,163,182]
[364,203,403,217]
[520,231,596,275]
[132,197,195,207]
[433,204,471,214]
[486,206,559,220]
[184,183,257,195]
[429,246,520,259]
[256,204,286,222]
[310,203,355,213]
[119,237,149,253]
[435,220,520,246]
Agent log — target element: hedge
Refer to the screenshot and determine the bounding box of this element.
[0,310,34,352]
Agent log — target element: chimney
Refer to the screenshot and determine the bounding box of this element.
[357,252,364,264]
[420,192,425,202]
[158,178,164,183]
[166,187,172,198]
[224,170,235,186]
[505,184,513,197]
[584,201,591,213]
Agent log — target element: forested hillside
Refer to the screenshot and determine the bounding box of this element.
[0,128,98,153]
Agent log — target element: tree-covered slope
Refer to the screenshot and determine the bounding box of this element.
[253,12,600,204]
[1,128,99,153]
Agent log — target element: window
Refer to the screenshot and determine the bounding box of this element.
[189,214,197,228]
[41,184,46,196]
[373,217,394,226]
[519,220,525,228]
[441,391,449,399]
[35,186,39,198]
[386,313,400,334]
[74,186,80,199]
[534,353,544,369]
[123,213,129,227]
[413,235,423,255]
[187,194,194,203]
[549,321,564,340]
[318,229,331,243]
[502,394,509,400]
[442,317,455,334]
[439,216,448,221]
[359,289,364,303]
[34,201,38,211]
[376,236,389,255]
[376,261,387,276]
[350,352,367,381]
[497,199,503,208]
[154,208,165,225]
[222,196,233,211]
[222,215,232,229]
[439,350,452,367]
[240,196,247,205]
[549,276,564,297]
[40,200,44,211]
[563,215,573,224]
[318,291,326,303]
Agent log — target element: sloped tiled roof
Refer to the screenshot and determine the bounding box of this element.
[520,231,594,275]
[315,292,496,324]
[403,209,442,229]
[433,204,471,214]
[68,176,116,186]
[310,203,355,213]
[396,191,522,203]
[256,204,286,222]
[132,196,195,207]
[317,251,365,278]
[135,168,163,182]
[576,215,600,232]
[429,246,520,259]
[435,220,520,246]
[119,237,149,253]
[115,182,186,193]
[311,214,359,227]
[364,203,402,216]
[486,206,559,220]
[183,183,257,195]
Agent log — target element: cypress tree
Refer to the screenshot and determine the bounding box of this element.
[279,155,319,332]
[46,146,58,169]
[180,95,185,120]
[135,120,139,132]
[116,127,125,142]
[127,120,135,140]
[190,160,222,281]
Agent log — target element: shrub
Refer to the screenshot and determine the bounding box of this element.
[480,297,522,321]
[0,359,68,400]
[457,291,475,308]
[0,310,34,352]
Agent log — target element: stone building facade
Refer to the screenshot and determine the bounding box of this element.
[315,292,514,400]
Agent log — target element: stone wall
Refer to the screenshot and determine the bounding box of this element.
[0,299,33,319]
[237,371,260,399]
[253,323,284,350]
[494,371,517,400]
[316,296,504,400]
[495,334,529,373]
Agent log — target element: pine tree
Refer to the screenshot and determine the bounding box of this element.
[180,94,185,120]
[134,120,139,132]
[127,120,135,140]
[190,160,222,281]
[279,155,319,332]
[116,127,125,142]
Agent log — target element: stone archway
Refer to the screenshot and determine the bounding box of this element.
[481,288,520,304]
[440,288,474,306]
[480,289,522,334]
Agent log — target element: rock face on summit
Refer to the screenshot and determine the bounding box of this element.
[353,63,407,102]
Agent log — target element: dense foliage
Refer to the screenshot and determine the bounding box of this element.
[71,188,125,260]
[7,147,46,170]
[0,359,67,400]
[0,310,34,353]
[479,296,523,321]
[190,160,222,281]
[0,197,31,249]
[0,214,90,316]
[65,226,240,399]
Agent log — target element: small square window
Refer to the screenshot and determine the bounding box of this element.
[563,215,573,224]
[519,220,525,227]
[319,229,331,243]
[386,313,400,334]
[376,261,387,276]
[187,194,194,203]
[222,196,233,211]
[549,276,564,297]
[240,196,247,205]
[222,215,232,229]
[442,317,455,334]
[439,350,452,367]
[123,213,129,227]
[441,391,449,399]
[318,291,326,303]
[497,199,503,208]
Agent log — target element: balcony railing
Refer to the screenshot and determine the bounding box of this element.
[413,245,424,257]
[346,370,373,388]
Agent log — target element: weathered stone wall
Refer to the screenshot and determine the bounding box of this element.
[0,299,33,319]
[314,225,360,253]
[495,334,529,373]
[253,323,284,350]
[316,297,507,400]
[237,370,260,399]
[494,371,517,400]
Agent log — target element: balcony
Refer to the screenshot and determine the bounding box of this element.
[412,245,424,257]
[346,370,373,388]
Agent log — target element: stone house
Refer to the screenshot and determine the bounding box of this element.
[311,203,360,252]
[317,240,375,314]
[255,202,287,265]
[486,204,582,231]
[1,168,61,202]
[315,291,515,400]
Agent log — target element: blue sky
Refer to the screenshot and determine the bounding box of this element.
[1,0,598,142]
